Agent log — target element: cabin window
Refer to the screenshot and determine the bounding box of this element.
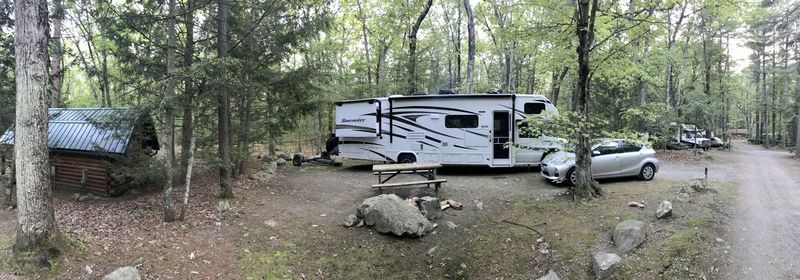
[524,102,546,114]
[445,115,479,128]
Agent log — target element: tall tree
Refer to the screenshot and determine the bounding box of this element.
[180,0,195,179]
[356,0,373,97]
[572,0,602,199]
[49,0,64,108]
[14,0,59,251]
[217,0,233,198]
[406,0,433,94]
[163,0,177,222]
[463,0,475,94]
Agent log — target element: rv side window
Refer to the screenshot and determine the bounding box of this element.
[524,103,546,114]
[445,115,479,128]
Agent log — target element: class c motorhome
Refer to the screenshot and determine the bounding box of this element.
[332,94,561,167]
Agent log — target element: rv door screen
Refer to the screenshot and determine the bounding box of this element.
[493,111,510,159]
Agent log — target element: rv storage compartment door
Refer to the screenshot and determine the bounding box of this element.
[336,101,379,137]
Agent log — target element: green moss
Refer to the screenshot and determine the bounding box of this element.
[240,250,294,280]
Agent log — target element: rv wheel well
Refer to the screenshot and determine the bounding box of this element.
[397,153,417,163]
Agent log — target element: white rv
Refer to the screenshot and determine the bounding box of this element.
[332,94,561,167]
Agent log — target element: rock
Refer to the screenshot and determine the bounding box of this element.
[426,246,437,257]
[445,221,458,229]
[72,193,81,201]
[216,200,231,213]
[356,194,433,237]
[592,252,621,279]
[537,270,560,280]
[264,161,278,174]
[249,171,274,182]
[656,200,673,219]
[628,201,645,208]
[343,214,360,227]
[277,153,292,161]
[102,266,141,280]
[476,201,484,210]
[613,219,646,253]
[276,158,286,166]
[78,195,92,202]
[262,155,278,162]
[676,192,690,202]
[417,196,442,220]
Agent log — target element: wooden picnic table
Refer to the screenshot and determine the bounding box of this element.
[372,163,446,197]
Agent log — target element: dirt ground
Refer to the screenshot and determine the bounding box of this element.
[0,148,741,279]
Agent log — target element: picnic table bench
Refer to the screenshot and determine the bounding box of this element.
[372,163,446,197]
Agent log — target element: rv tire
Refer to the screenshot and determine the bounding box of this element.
[397,153,416,164]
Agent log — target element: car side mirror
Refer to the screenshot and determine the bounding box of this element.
[592,150,601,156]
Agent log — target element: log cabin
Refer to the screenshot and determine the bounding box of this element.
[0,108,159,196]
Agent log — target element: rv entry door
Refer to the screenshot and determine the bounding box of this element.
[492,111,511,164]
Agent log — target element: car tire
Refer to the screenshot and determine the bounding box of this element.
[397,153,416,164]
[639,163,656,181]
[566,167,577,186]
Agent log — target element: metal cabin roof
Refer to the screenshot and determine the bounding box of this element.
[0,108,156,155]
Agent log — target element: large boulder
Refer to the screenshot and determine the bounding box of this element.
[613,219,646,253]
[357,194,433,237]
[536,270,560,280]
[592,252,621,279]
[417,196,442,220]
[656,200,673,219]
[102,266,141,280]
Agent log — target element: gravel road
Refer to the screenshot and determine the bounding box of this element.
[725,141,800,279]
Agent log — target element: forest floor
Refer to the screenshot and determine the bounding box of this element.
[0,147,757,279]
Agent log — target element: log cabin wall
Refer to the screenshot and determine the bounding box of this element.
[51,152,112,196]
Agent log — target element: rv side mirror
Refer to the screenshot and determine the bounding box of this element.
[592,150,601,156]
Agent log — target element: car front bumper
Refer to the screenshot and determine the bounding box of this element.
[540,163,570,182]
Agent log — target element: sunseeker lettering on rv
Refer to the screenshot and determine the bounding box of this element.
[340,117,366,123]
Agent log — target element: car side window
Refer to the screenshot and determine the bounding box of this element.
[622,140,643,153]
[594,141,621,155]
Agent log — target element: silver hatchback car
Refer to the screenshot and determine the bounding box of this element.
[540,138,660,186]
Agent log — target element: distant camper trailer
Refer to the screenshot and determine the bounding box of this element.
[332,94,561,167]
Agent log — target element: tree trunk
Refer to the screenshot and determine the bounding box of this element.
[573,0,602,200]
[551,67,569,107]
[180,0,195,180]
[101,51,110,107]
[795,43,800,159]
[4,154,14,208]
[356,0,373,97]
[406,0,433,94]
[455,4,462,87]
[163,0,177,222]
[50,0,63,108]
[463,0,475,94]
[14,0,58,251]
[217,0,233,198]
[179,134,195,221]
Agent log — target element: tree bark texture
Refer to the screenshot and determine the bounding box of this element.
[217,0,233,198]
[14,0,59,251]
[163,0,178,222]
[49,0,64,108]
[180,0,195,180]
[406,0,433,94]
[179,134,196,221]
[463,0,475,94]
[573,0,602,200]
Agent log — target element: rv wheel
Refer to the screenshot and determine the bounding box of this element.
[292,155,303,166]
[397,153,417,164]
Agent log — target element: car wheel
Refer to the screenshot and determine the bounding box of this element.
[566,168,577,186]
[397,153,416,164]
[639,163,655,181]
